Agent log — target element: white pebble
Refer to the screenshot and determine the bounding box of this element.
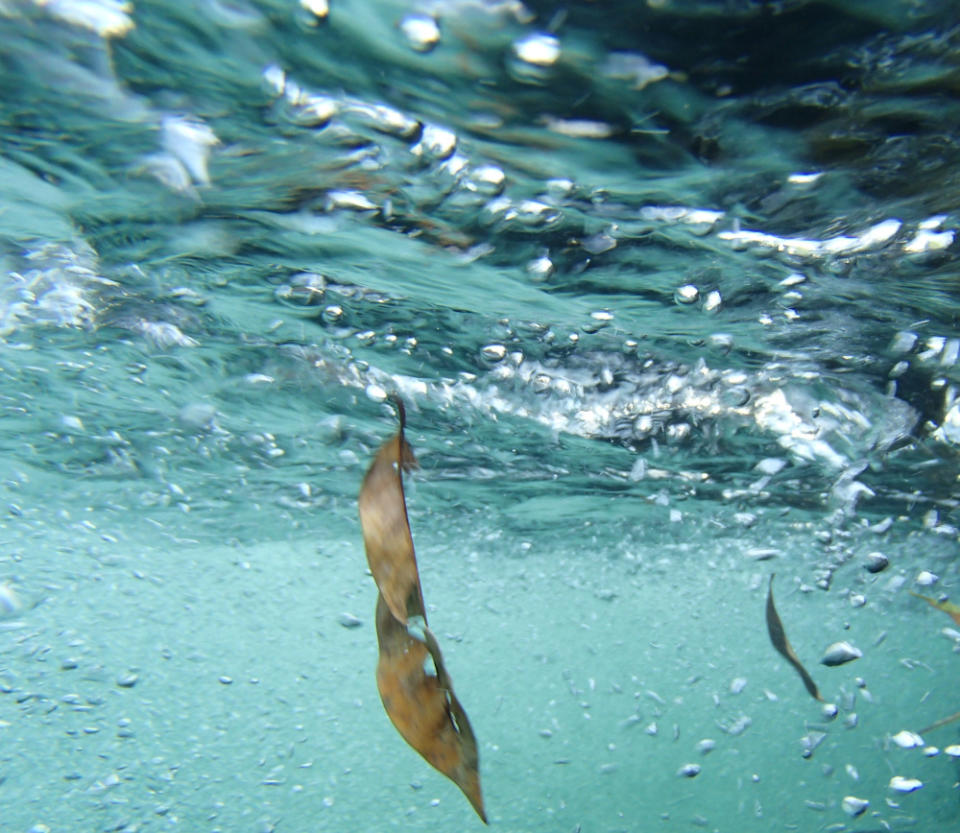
[915,570,939,586]
[890,331,918,354]
[889,775,923,793]
[821,641,862,666]
[944,744,960,757]
[677,763,700,778]
[729,677,747,694]
[864,551,889,573]
[696,739,715,755]
[891,730,924,749]
[841,796,869,817]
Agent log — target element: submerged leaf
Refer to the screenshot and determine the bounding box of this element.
[358,398,425,625]
[375,593,487,823]
[359,399,486,823]
[910,591,960,626]
[766,574,823,701]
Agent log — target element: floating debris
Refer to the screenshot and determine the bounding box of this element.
[889,776,923,793]
[766,574,822,700]
[730,677,747,694]
[944,744,960,757]
[696,739,715,755]
[677,763,701,778]
[357,399,424,626]
[910,592,960,625]
[891,730,924,749]
[338,613,363,629]
[359,399,486,823]
[821,641,862,667]
[841,795,869,817]
[116,672,139,689]
[920,710,960,734]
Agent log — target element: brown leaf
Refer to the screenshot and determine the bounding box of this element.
[359,399,486,823]
[766,574,822,701]
[375,594,487,823]
[910,591,960,626]
[358,399,425,624]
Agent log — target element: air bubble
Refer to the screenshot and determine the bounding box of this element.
[674,285,699,304]
[512,33,560,66]
[399,14,440,52]
[480,344,507,364]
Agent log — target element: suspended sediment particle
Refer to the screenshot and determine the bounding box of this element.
[765,574,823,701]
[359,398,486,823]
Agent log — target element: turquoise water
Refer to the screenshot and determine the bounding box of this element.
[1,1,959,831]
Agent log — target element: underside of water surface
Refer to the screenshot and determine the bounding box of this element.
[1,1,959,832]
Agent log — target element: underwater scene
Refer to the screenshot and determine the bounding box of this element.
[1,0,960,831]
